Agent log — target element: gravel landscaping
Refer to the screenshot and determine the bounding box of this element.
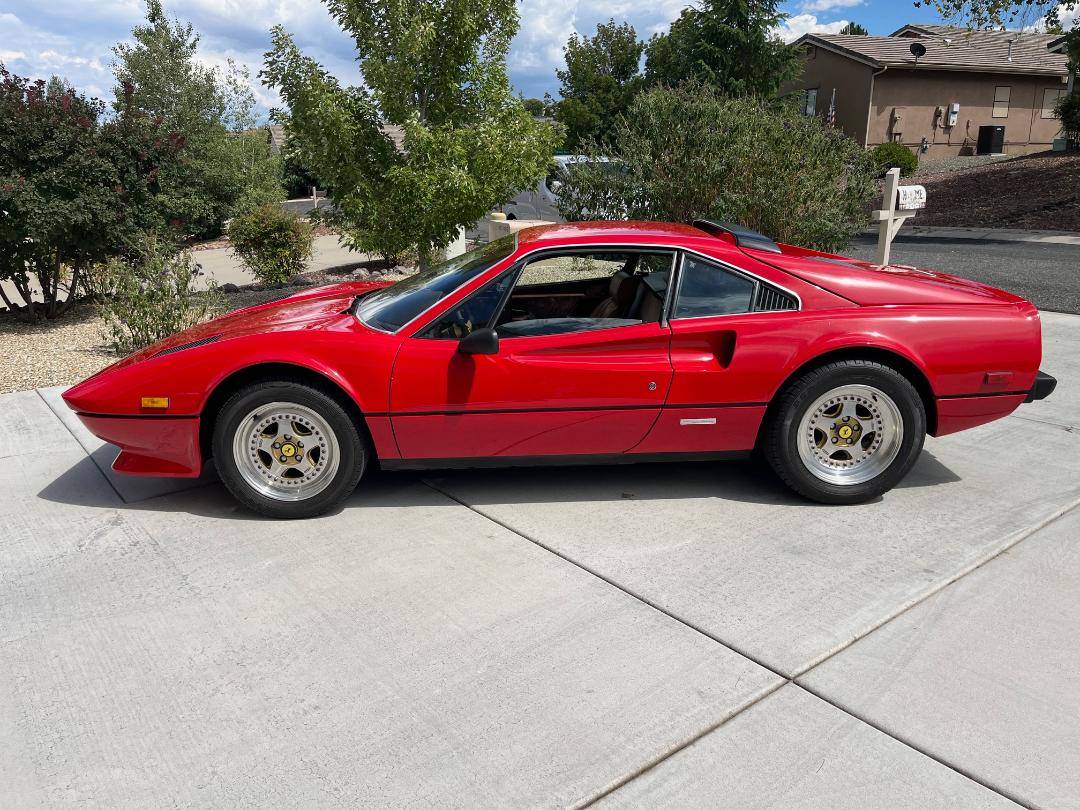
[911,153,1014,178]
[901,150,1080,231]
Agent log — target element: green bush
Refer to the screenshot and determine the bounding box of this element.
[228,205,314,285]
[870,142,918,177]
[1057,89,1080,147]
[93,234,221,353]
[556,84,876,253]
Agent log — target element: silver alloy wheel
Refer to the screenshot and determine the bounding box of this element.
[231,401,340,502]
[796,384,904,486]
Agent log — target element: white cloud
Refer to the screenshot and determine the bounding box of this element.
[801,0,862,13]
[37,50,107,73]
[777,13,851,43]
[511,0,579,73]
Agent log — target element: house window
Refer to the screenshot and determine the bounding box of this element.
[992,86,1011,118]
[1042,87,1067,119]
[804,88,818,117]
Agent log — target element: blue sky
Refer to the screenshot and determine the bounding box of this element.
[0,1,1073,116]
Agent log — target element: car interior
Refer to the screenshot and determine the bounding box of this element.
[496,253,673,337]
[425,250,675,340]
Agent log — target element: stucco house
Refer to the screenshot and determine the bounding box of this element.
[787,24,1072,158]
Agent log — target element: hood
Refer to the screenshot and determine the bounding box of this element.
[107,281,391,372]
[744,245,1028,307]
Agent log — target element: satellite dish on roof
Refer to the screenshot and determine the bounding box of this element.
[910,41,927,66]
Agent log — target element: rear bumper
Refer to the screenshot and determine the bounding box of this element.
[1025,371,1057,403]
[934,394,1026,436]
[75,413,203,478]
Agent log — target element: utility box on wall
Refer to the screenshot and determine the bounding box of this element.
[946,102,960,128]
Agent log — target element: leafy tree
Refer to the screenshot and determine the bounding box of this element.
[522,97,549,116]
[644,0,798,97]
[912,0,1076,29]
[114,0,283,238]
[263,0,558,266]
[1056,31,1080,144]
[556,83,876,252]
[0,69,181,320]
[554,20,644,152]
[839,22,870,35]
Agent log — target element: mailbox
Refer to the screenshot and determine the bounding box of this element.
[896,185,927,210]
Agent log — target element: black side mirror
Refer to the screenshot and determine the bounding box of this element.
[457,327,499,355]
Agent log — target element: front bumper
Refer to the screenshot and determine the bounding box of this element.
[1026,371,1057,403]
[75,413,203,477]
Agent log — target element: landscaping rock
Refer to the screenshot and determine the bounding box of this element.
[219,283,239,293]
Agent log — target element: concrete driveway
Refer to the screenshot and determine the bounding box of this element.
[3,313,1078,808]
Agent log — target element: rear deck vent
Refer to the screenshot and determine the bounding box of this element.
[755,285,798,312]
[152,334,221,358]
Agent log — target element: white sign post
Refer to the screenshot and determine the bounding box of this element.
[872,167,926,265]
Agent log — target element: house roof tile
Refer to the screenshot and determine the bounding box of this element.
[798,27,1069,76]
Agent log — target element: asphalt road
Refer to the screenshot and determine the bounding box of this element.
[844,235,1080,315]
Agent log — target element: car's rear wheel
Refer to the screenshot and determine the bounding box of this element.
[213,381,367,518]
[764,360,926,504]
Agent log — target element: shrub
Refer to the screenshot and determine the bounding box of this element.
[556,84,876,253]
[94,234,221,353]
[1057,89,1080,148]
[227,205,314,285]
[870,142,918,177]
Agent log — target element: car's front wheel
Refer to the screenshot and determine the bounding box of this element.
[213,381,368,518]
[764,360,926,504]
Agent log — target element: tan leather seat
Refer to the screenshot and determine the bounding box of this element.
[591,272,640,318]
[638,291,664,323]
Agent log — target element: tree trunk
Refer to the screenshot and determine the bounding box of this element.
[59,265,82,316]
[45,251,62,319]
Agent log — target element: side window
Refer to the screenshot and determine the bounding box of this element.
[673,256,755,319]
[515,254,624,289]
[495,250,674,337]
[423,269,515,339]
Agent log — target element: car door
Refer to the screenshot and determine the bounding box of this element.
[390,249,676,460]
[632,251,801,455]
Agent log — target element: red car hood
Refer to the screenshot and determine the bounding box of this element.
[745,245,1028,307]
[106,281,391,372]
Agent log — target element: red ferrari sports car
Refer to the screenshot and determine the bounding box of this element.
[64,220,1055,518]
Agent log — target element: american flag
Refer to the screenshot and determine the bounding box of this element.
[825,88,837,127]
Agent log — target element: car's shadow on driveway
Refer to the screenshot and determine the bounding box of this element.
[37,449,963,520]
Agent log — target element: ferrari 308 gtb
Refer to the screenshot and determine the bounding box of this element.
[63,220,1056,518]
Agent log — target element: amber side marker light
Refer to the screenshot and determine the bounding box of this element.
[140,397,170,409]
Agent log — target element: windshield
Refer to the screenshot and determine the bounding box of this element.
[356,235,517,333]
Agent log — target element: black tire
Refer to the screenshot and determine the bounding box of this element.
[764,360,926,504]
[212,380,368,519]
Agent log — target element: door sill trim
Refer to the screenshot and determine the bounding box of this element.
[380,450,751,471]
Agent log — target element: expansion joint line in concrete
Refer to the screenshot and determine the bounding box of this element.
[35,388,128,505]
[423,478,1078,810]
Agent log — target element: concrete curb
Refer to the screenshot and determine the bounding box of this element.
[859,226,1080,246]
